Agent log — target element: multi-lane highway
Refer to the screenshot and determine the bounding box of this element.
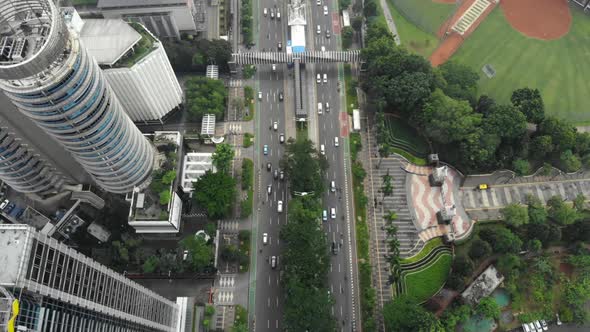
[307,0,359,329]
[249,0,359,330]
[251,0,289,330]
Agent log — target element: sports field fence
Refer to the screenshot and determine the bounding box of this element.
[388,0,463,38]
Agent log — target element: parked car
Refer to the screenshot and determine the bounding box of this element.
[4,202,15,214]
[556,313,562,325]
[540,320,548,331]
[0,199,9,210]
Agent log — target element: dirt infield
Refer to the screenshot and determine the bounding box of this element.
[430,0,498,66]
[500,0,571,40]
[430,33,464,67]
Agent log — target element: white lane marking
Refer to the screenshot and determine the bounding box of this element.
[339,263,341,273]
[268,275,271,285]
[331,284,334,293]
[276,297,279,307]
[276,320,279,329]
[330,262,333,272]
[267,320,270,329]
[267,297,270,308]
[270,217,272,225]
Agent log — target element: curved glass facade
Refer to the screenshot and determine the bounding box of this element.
[0,1,154,193]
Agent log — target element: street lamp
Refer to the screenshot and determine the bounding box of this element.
[293,191,313,196]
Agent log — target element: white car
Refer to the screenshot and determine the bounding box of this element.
[272,63,276,71]
[316,73,321,84]
[316,0,321,5]
[263,233,268,245]
[0,199,8,210]
[322,210,328,221]
[330,181,336,192]
[277,200,283,213]
[321,46,326,52]
[320,144,325,155]
[273,121,278,131]
[330,207,336,219]
[258,91,262,100]
[183,250,189,261]
[323,73,328,83]
[534,321,542,332]
[279,133,285,143]
[277,11,281,19]
[323,5,328,15]
[316,25,321,34]
[334,136,339,147]
[267,185,272,195]
[271,256,277,268]
[263,8,268,16]
[325,102,330,111]
[318,102,323,114]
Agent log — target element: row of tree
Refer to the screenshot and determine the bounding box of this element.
[163,38,232,73]
[185,77,228,121]
[361,20,590,174]
[279,138,336,330]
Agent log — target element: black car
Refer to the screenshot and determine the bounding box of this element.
[267,162,272,171]
[278,91,284,101]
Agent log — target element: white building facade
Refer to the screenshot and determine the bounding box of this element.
[103,42,183,123]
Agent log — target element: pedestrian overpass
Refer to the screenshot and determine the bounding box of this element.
[231,50,361,65]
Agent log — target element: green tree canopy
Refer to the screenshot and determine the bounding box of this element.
[438,61,479,104]
[383,296,443,332]
[501,203,529,227]
[476,296,501,320]
[280,138,328,195]
[142,255,160,273]
[181,235,213,271]
[469,237,492,260]
[418,89,482,144]
[511,87,545,124]
[538,117,576,152]
[485,104,527,141]
[185,77,227,120]
[479,227,522,254]
[547,195,579,225]
[193,170,236,219]
[212,143,235,174]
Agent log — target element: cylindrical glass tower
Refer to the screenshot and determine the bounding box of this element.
[0,0,154,193]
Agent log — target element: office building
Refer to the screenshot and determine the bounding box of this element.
[78,18,183,123]
[0,0,155,194]
[97,0,205,39]
[0,224,179,331]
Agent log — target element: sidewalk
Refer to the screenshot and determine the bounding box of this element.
[378,0,401,45]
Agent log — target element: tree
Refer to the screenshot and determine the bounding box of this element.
[452,254,474,279]
[383,296,443,332]
[485,105,527,141]
[524,222,561,246]
[282,278,336,331]
[221,244,240,262]
[381,169,393,196]
[280,138,328,195]
[474,95,496,116]
[530,135,554,158]
[441,304,472,331]
[563,277,590,324]
[212,143,235,174]
[501,203,529,227]
[342,26,354,49]
[538,117,576,152]
[242,65,256,79]
[526,194,548,224]
[573,193,586,212]
[339,0,351,8]
[479,227,522,254]
[511,87,545,124]
[181,235,213,271]
[193,170,236,219]
[469,237,492,260]
[363,0,378,18]
[476,296,501,320]
[162,170,177,184]
[159,190,171,205]
[560,149,582,172]
[496,253,521,277]
[185,77,227,119]
[547,195,579,225]
[418,89,482,144]
[438,61,479,104]
[352,16,363,31]
[512,158,530,176]
[527,239,542,253]
[142,255,160,273]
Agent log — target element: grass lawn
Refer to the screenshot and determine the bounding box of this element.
[402,253,452,303]
[385,0,454,57]
[452,7,590,124]
[401,237,445,264]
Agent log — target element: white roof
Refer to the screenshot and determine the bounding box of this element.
[201,114,216,136]
[79,19,142,65]
[181,153,214,192]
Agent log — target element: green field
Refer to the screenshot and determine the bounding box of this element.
[452,8,590,124]
[384,0,440,57]
[401,238,444,264]
[402,253,452,303]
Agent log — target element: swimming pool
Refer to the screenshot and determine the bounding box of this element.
[491,288,510,308]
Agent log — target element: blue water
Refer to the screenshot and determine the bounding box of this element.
[462,288,512,331]
[491,288,510,308]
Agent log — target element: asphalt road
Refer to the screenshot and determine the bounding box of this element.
[307,0,359,330]
[252,0,289,330]
[250,0,359,330]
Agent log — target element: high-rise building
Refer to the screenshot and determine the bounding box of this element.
[0,224,180,331]
[0,0,155,194]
